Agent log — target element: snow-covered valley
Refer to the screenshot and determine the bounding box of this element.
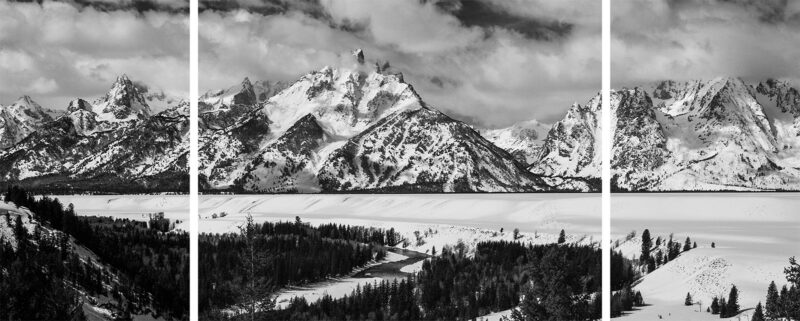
[200,193,601,315]
[613,193,800,320]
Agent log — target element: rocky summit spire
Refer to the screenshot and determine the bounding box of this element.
[232,77,257,106]
[96,74,151,120]
[353,48,365,65]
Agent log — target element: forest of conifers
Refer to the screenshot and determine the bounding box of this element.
[1,186,189,320]
[199,217,603,320]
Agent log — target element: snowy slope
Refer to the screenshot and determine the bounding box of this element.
[480,119,550,166]
[318,107,549,192]
[612,77,800,191]
[613,193,800,320]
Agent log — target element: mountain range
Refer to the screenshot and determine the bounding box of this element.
[4,53,797,193]
[199,51,600,193]
[611,77,800,191]
[0,75,188,193]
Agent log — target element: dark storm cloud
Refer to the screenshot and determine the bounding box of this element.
[200,0,600,127]
[430,0,574,41]
[612,0,800,87]
[666,0,799,24]
[7,0,188,13]
[200,0,328,19]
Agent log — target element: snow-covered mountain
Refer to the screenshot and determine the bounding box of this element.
[612,77,800,191]
[0,76,188,192]
[530,95,602,190]
[480,119,550,166]
[200,51,583,192]
[0,96,55,149]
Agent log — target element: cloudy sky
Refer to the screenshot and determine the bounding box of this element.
[613,0,800,87]
[0,0,188,110]
[200,0,601,127]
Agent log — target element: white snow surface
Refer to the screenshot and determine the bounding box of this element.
[613,193,800,320]
[45,195,190,231]
[199,194,600,240]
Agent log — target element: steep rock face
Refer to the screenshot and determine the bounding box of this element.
[480,119,550,166]
[612,77,800,191]
[0,96,54,149]
[318,107,548,192]
[235,114,326,192]
[530,95,601,184]
[199,109,271,188]
[611,89,670,190]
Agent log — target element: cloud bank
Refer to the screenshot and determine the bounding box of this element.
[200,0,600,127]
[0,1,188,109]
[612,0,800,87]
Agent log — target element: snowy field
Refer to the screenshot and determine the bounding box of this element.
[613,193,800,321]
[199,193,600,237]
[48,195,190,231]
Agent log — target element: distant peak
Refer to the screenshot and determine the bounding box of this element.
[117,74,130,82]
[17,95,35,104]
[67,98,92,111]
[241,77,253,89]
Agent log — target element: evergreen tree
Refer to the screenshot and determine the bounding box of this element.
[727,285,739,317]
[693,242,697,249]
[751,302,764,321]
[786,256,800,287]
[558,229,566,244]
[719,297,727,317]
[685,292,693,306]
[514,228,520,240]
[780,285,789,319]
[239,214,275,320]
[641,229,652,264]
[710,296,719,314]
[711,242,715,248]
[786,285,800,321]
[684,237,692,251]
[765,281,780,320]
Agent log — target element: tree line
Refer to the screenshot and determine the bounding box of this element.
[199,217,399,317]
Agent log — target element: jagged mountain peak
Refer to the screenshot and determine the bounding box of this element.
[232,77,257,106]
[264,63,424,138]
[93,74,151,121]
[4,95,52,125]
